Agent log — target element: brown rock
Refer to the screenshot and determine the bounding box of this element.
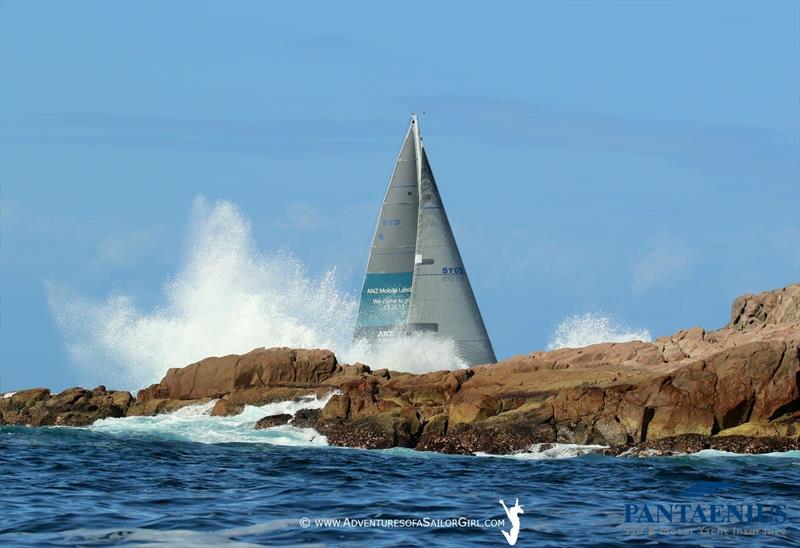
[421,413,448,437]
[448,392,499,425]
[0,387,132,426]
[645,406,714,439]
[606,433,800,457]
[320,407,421,449]
[717,419,799,438]
[126,398,210,417]
[254,414,292,429]
[728,284,800,330]
[320,394,350,421]
[135,347,338,404]
[131,347,337,416]
[292,408,321,429]
[708,340,797,427]
[210,399,243,417]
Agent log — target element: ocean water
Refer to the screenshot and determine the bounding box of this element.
[1,402,798,547]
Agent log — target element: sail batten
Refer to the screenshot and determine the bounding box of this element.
[354,116,496,365]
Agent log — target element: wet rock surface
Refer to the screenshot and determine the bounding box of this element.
[254,414,292,429]
[602,433,800,457]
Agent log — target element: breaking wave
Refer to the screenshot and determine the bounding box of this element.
[547,312,651,350]
[90,394,335,446]
[47,197,465,390]
[476,443,608,460]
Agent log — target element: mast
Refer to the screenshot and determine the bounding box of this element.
[411,113,422,192]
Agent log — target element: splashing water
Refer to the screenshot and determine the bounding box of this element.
[344,333,466,375]
[90,393,336,445]
[48,197,465,390]
[476,443,608,460]
[547,312,651,350]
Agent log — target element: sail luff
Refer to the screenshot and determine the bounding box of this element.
[411,113,422,195]
[353,117,420,337]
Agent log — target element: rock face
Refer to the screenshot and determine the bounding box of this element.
[131,347,339,416]
[1,284,798,457]
[728,284,800,330]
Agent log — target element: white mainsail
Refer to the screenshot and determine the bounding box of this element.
[354,115,496,365]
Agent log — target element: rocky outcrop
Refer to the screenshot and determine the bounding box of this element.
[1,284,797,457]
[0,386,132,426]
[0,348,343,426]
[603,433,799,457]
[728,284,800,330]
[307,284,799,452]
[132,347,339,416]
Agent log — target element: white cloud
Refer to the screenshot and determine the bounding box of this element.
[274,202,329,232]
[510,241,583,276]
[0,199,20,230]
[94,226,166,268]
[632,236,695,294]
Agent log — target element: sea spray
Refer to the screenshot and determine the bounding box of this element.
[547,312,651,350]
[48,197,646,390]
[474,443,609,460]
[48,197,465,389]
[343,333,467,374]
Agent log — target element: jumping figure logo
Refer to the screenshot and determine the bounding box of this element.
[499,498,524,545]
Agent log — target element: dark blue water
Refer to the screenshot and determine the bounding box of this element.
[1,426,798,547]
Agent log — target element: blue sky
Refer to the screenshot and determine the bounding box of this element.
[1,1,798,391]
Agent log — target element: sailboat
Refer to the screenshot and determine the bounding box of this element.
[353,114,497,366]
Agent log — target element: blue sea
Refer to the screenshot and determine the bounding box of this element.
[1,402,798,547]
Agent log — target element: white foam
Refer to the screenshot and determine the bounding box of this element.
[547,312,651,350]
[617,447,800,458]
[89,392,336,446]
[47,197,468,390]
[476,443,608,460]
[1,392,15,399]
[344,333,467,374]
[686,449,800,459]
